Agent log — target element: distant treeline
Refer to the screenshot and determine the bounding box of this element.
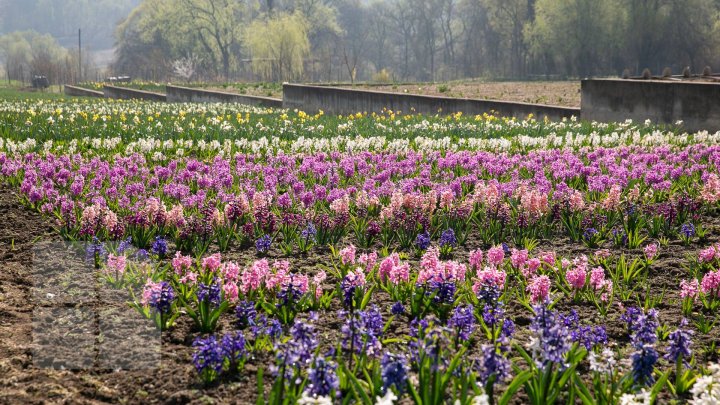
[111,0,720,83]
[2,0,719,84]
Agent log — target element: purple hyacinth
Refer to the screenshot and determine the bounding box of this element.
[151,236,168,257]
[476,344,511,386]
[627,308,659,386]
[427,277,456,305]
[149,281,175,314]
[255,234,272,253]
[305,357,340,398]
[391,301,406,315]
[221,331,247,363]
[415,231,431,250]
[680,223,695,238]
[664,318,693,366]
[341,307,383,357]
[300,223,317,242]
[448,304,476,341]
[192,335,225,379]
[529,304,571,369]
[197,278,222,307]
[236,300,257,330]
[381,352,409,394]
[439,228,457,248]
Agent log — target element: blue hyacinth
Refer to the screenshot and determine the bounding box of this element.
[381,352,409,394]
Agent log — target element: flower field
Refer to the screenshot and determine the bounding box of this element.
[2,99,720,404]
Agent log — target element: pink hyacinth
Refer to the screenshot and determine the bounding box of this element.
[241,259,269,294]
[589,267,606,291]
[172,251,193,275]
[698,246,717,263]
[167,204,185,228]
[565,266,586,290]
[680,279,699,299]
[223,282,239,303]
[346,267,367,287]
[602,184,622,211]
[221,261,240,282]
[106,254,127,275]
[644,243,658,260]
[340,244,357,265]
[265,260,291,290]
[594,249,611,260]
[202,253,222,272]
[378,253,401,280]
[701,173,720,203]
[510,249,529,270]
[180,271,197,285]
[313,271,327,299]
[285,274,309,295]
[469,249,484,270]
[358,252,378,272]
[701,270,720,296]
[540,251,556,266]
[474,266,506,290]
[526,258,541,275]
[420,247,441,274]
[487,246,504,267]
[527,275,551,303]
[141,279,161,306]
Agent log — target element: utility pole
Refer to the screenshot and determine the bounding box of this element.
[78,28,82,83]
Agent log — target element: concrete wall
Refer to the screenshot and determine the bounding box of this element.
[64,85,103,98]
[103,85,167,102]
[283,83,579,121]
[581,79,720,132]
[166,85,282,107]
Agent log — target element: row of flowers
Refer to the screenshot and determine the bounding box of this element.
[4,144,720,253]
[91,238,720,404]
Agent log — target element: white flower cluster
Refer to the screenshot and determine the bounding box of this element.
[691,363,720,404]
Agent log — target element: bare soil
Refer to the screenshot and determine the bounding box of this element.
[350,81,581,108]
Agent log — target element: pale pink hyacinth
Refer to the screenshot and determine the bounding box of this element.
[440,189,455,209]
[469,249,484,270]
[265,260,291,290]
[167,204,186,228]
[701,173,720,203]
[221,261,240,282]
[285,274,309,295]
[223,282,239,303]
[180,271,197,284]
[594,249,611,260]
[602,184,622,211]
[241,259,270,294]
[172,251,193,275]
[567,189,585,211]
[527,275,551,303]
[313,271,327,299]
[487,246,505,267]
[680,279,699,299]
[358,252,378,272]
[141,278,162,306]
[202,253,222,272]
[565,266,587,290]
[519,188,549,219]
[346,267,367,287]
[473,266,507,292]
[701,270,720,296]
[106,254,127,275]
[330,194,351,217]
[340,244,357,265]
